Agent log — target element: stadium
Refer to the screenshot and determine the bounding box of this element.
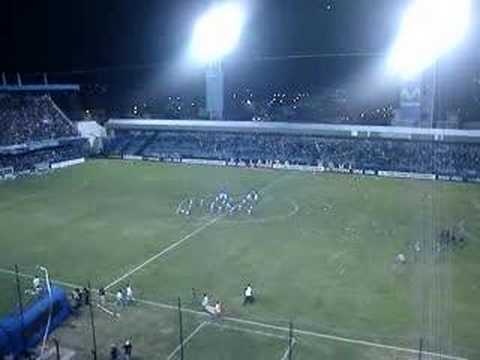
[1,1,479,359]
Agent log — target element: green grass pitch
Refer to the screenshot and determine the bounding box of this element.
[1,159,479,359]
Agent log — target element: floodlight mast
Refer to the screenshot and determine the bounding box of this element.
[206,60,224,120]
[388,0,471,80]
[191,1,245,120]
[390,0,471,127]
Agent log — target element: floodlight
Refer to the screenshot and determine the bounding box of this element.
[388,0,471,79]
[191,2,246,63]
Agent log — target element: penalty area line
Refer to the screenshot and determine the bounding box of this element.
[208,321,288,340]
[136,298,468,360]
[105,216,221,290]
[0,268,469,360]
[166,321,208,360]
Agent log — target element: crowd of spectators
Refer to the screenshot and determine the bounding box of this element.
[228,88,395,125]
[0,94,78,147]
[107,129,480,179]
[0,139,88,173]
[117,87,395,125]
[0,94,87,174]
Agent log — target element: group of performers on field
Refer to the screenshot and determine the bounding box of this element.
[86,281,256,321]
[193,283,256,318]
[58,280,257,322]
[177,189,260,217]
[396,227,468,265]
[437,228,466,253]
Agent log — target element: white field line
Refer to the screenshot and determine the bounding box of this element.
[208,321,288,340]
[135,298,469,360]
[166,321,208,360]
[105,216,221,290]
[0,268,469,360]
[96,304,116,318]
[105,174,291,290]
[280,338,297,360]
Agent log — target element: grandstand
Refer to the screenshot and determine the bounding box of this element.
[0,94,88,178]
[106,119,480,182]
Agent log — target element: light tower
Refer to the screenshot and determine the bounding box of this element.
[191,2,246,120]
[205,61,224,120]
[388,0,471,127]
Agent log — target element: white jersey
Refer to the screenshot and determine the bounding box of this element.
[126,286,133,298]
[245,286,253,297]
[201,296,209,307]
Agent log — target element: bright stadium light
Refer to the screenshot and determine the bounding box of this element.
[388,0,471,79]
[191,2,246,63]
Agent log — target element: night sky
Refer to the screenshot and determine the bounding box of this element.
[2,0,410,73]
[1,0,478,116]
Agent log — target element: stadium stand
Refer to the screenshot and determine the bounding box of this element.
[106,120,480,181]
[0,94,78,146]
[0,94,88,176]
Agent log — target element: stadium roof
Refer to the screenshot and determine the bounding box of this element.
[106,119,480,142]
[0,84,80,92]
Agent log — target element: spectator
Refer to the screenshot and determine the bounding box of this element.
[125,284,134,304]
[107,128,480,180]
[0,94,86,176]
[83,287,90,306]
[123,339,133,360]
[243,283,255,305]
[110,344,119,360]
[99,287,106,306]
[116,289,124,307]
[0,94,78,146]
